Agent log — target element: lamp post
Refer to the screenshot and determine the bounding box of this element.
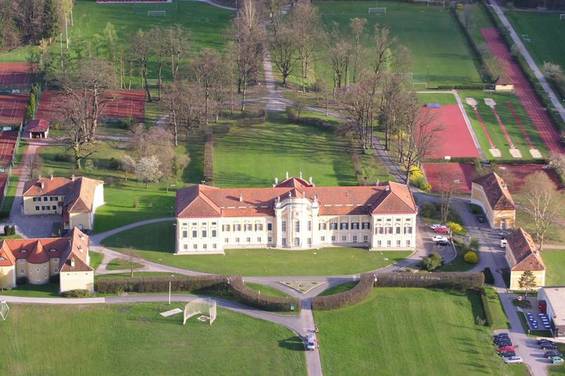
[168,274,175,305]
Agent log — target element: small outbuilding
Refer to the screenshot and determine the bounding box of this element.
[538,287,565,338]
[471,172,515,229]
[505,228,545,291]
[25,119,49,139]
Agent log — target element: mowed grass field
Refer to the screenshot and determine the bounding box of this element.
[102,221,410,276]
[506,10,565,70]
[0,304,306,376]
[0,0,233,64]
[542,250,565,285]
[213,117,357,187]
[315,288,528,376]
[310,1,482,87]
[461,90,548,160]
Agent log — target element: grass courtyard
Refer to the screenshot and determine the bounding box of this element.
[542,250,565,286]
[308,1,482,88]
[102,221,410,276]
[0,303,306,376]
[315,288,527,376]
[212,116,357,187]
[461,90,548,161]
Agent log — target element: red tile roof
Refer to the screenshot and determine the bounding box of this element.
[507,228,545,272]
[0,228,92,272]
[473,172,515,211]
[25,119,49,133]
[176,179,417,218]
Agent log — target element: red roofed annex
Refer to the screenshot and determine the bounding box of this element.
[176,177,418,254]
[0,228,94,292]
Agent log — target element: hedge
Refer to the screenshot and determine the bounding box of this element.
[312,273,375,310]
[203,130,214,184]
[94,275,227,294]
[229,276,300,312]
[375,272,484,290]
[478,288,493,327]
[61,289,94,298]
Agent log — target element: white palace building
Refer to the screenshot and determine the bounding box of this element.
[175,177,418,254]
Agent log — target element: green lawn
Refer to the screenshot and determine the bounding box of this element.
[303,1,482,88]
[102,221,410,276]
[484,286,510,330]
[0,283,59,297]
[0,303,306,376]
[438,243,476,272]
[461,90,548,161]
[542,250,565,285]
[315,288,528,376]
[319,281,356,296]
[246,283,290,298]
[506,10,565,70]
[106,258,144,271]
[213,115,357,187]
[90,251,104,270]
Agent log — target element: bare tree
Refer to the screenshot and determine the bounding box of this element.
[59,58,116,169]
[231,0,265,111]
[288,1,321,92]
[350,17,367,85]
[270,24,296,87]
[163,25,191,82]
[129,30,152,101]
[521,172,561,251]
[326,23,352,91]
[130,125,176,179]
[190,48,225,125]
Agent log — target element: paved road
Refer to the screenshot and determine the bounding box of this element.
[489,1,565,123]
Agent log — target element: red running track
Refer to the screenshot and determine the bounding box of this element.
[490,107,515,148]
[472,107,497,149]
[481,28,564,155]
[506,102,534,148]
[0,62,33,87]
[0,94,28,126]
[422,104,480,159]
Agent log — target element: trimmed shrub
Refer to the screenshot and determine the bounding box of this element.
[447,221,466,235]
[483,267,495,285]
[409,166,431,192]
[61,289,93,298]
[375,272,484,290]
[312,273,375,310]
[464,251,479,264]
[3,224,15,235]
[94,275,227,294]
[421,252,443,271]
[478,289,493,327]
[229,277,300,312]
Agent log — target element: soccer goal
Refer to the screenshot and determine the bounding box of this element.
[183,298,216,326]
[368,7,387,15]
[560,14,565,21]
[147,10,166,17]
[0,300,9,321]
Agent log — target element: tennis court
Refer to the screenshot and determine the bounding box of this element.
[0,131,19,168]
[0,94,28,127]
[422,162,475,193]
[0,62,33,90]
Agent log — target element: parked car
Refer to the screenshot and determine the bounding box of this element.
[432,235,450,244]
[503,356,523,364]
[304,333,316,351]
[551,356,564,365]
[433,226,449,234]
[540,343,558,350]
[499,351,517,358]
[537,339,554,345]
[544,350,562,359]
[429,224,443,230]
[497,346,515,353]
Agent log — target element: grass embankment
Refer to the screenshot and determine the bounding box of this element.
[315,288,528,376]
[102,221,410,276]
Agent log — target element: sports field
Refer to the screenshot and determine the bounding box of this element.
[422,162,475,193]
[0,94,28,127]
[313,1,482,87]
[0,304,306,375]
[506,11,565,70]
[461,90,548,160]
[213,118,357,187]
[315,288,528,376]
[0,62,33,89]
[102,221,410,276]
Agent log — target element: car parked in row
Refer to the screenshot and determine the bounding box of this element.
[432,235,450,245]
[503,356,523,364]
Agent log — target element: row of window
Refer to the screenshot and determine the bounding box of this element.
[32,196,59,202]
[35,205,57,211]
[375,226,413,235]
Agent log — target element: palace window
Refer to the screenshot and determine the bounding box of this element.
[363,235,368,242]
[362,222,370,229]
[255,224,263,231]
[404,227,413,234]
[192,230,197,238]
[224,238,229,244]
[407,240,411,246]
[235,224,242,231]
[330,222,338,230]
[245,224,252,231]
[341,235,347,241]
[294,238,300,247]
[282,221,287,232]
[212,230,217,238]
[267,223,273,231]
[307,221,312,231]
[246,237,251,243]
[339,222,349,230]
[397,240,401,247]
[201,230,207,238]
[182,231,188,238]
[203,244,207,249]
[396,227,401,234]
[351,222,360,230]
[353,235,358,243]
[295,221,300,232]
